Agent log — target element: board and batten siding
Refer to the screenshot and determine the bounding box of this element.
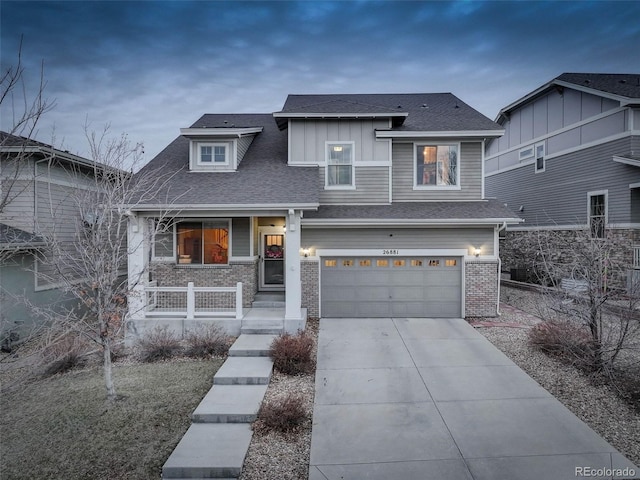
[486,137,640,227]
[302,227,494,256]
[486,88,621,158]
[319,166,389,204]
[289,119,391,164]
[392,141,482,201]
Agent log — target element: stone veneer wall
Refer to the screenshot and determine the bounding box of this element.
[499,228,639,285]
[301,259,319,318]
[465,260,499,318]
[150,260,258,308]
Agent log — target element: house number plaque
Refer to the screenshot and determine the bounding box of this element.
[382,249,399,255]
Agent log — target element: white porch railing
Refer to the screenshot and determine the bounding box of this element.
[145,281,243,319]
[633,245,640,270]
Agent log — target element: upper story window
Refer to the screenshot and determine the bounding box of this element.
[588,191,607,239]
[415,144,459,188]
[198,143,229,166]
[326,142,354,188]
[534,142,545,173]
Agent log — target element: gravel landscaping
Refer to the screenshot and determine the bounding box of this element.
[241,290,639,477]
[479,286,640,467]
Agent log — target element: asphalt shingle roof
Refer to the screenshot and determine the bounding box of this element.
[557,73,640,99]
[136,114,319,207]
[0,223,45,249]
[278,93,502,132]
[303,200,520,222]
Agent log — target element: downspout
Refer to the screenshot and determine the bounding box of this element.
[496,221,507,315]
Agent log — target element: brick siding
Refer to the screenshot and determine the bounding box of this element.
[301,259,319,318]
[465,260,499,317]
[150,260,258,308]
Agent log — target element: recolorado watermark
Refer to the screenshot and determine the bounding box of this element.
[575,466,636,477]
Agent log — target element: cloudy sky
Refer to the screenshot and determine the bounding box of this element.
[1,0,639,166]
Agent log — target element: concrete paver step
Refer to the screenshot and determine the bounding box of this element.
[192,385,268,423]
[228,334,276,357]
[162,423,252,479]
[213,356,273,385]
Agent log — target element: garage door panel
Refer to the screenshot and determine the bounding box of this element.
[322,257,462,318]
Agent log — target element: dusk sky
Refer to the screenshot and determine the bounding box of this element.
[1,0,639,166]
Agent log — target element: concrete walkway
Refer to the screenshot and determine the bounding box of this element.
[309,318,639,480]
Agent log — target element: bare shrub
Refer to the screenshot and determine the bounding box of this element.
[136,327,181,362]
[184,324,233,358]
[529,320,595,365]
[42,334,87,377]
[255,393,307,434]
[269,331,314,375]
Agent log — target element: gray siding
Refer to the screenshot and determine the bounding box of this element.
[236,135,255,167]
[232,217,251,256]
[319,166,389,204]
[1,253,82,341]
[392,141,482,201]
[289,119,391,164]
[486,87,627,174]
[486,137,640,227]
[302,227,494,256]
[0,180,34,231]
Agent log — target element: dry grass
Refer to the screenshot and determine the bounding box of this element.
[0,357,223,480]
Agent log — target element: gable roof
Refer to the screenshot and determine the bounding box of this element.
[275,93,503,134]
[497,73,640,121]
[0,223,45,250]
[134,114,319,210]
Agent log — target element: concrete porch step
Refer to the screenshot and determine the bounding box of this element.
[162,423,252,479]
[228,334,276,357]
[192,384,268,423]
[213,357,273,385]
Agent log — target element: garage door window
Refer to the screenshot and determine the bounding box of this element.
[325,259,337,267]
[429,260,440,267]
[445,259,457,267]
[376,259,389,267]
[359,259,371,267]
[342,260,354,267]
[393,259,406,267]
[411,259,423,267]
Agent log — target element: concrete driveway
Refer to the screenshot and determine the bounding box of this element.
[309,318,638,480]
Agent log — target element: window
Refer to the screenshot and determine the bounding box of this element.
[415,144,458,187]
[588,191,607,238]
[326,142,354,187]
[410,259,423,267]
[359,259,371,267]
[519,146,534,161]
[198,143,228,165]
[445,259,457,267]
[376,259,389,267]
[393,259,406,267]
[342,259,354,267]
[325,259,337,267]
[152,219,174,260]
[176,221,229,264]
[534,142,545,173]
[428,260,440,267]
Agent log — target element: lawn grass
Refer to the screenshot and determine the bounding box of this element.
[0,358,223,480]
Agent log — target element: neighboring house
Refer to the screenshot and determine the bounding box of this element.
[126,93,521,338]
[0,132,113,346]
[485,73,640,288]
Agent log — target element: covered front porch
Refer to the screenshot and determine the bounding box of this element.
[125,208,308,343]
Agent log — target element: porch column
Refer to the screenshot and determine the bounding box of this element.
[127,214,148,322]
[285,209,302,320]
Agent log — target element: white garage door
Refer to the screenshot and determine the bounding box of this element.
[321,257,462,318]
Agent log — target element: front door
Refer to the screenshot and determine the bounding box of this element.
[260,229,285,291]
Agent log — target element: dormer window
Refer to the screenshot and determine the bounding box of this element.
[198,143,229,166]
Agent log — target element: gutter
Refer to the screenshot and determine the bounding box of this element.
[496,221,508,315]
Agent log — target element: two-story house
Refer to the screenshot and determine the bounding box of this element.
[485,74,640,288]
[125,93,521,339]
[0,132,118,347]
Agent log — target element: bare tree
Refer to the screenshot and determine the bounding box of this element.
[31,126,183,401]
[1,36,54,216]
[530,227,640,374]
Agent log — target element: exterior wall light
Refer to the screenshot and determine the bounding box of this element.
[474,247,481,257]
[302,248,310,257]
